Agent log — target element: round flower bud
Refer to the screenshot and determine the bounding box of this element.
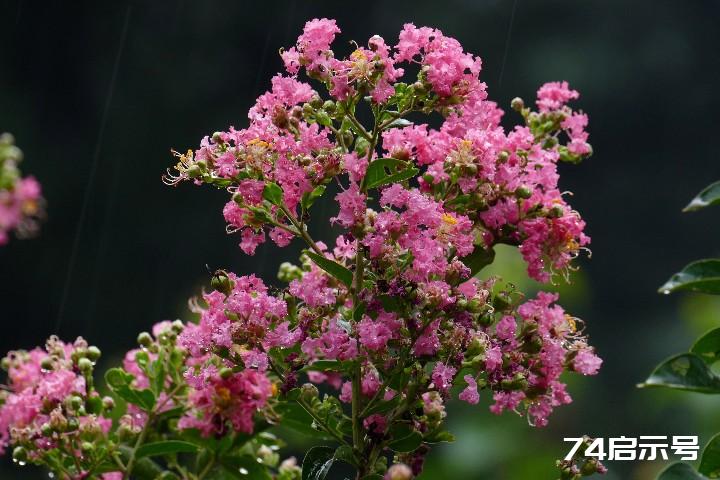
[81,441,94,453]
[67,395,83,411]
[211,132,225,144]
[86,346,101,362]
[322,100,336,114]
[385,463,413,480]
[12,446,28,464]
[66,417,79,432]
[299,383,319,402]
[549,204,565,218]
[40,357,54,372]
[41,422,53,437]
[310,95,323,108]
[219,367,234,380]
[515,185,532,199]
[171,320,184,333]
[78,357,93,373]
[137,332,153,348]
[510,97,524,111]
[211,270,233,295]
[1,357,10,371]
[102,396,115,411]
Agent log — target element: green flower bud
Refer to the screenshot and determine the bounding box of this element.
[211,270,233,295]
[81,441,94,453]
[300,383,319,403]
[493,292,512,311]
[137,332,153,348]
[40,357,54,372]
[78,357,93,373]
[171,319,185,333]
[102,396,115,411]
[12,446,27,464]
[219,367,234,380]
[549,204,565,218]
[322,100,336,114]
[310,95,323,109]
[515,185,532,199]
[86,346,101,362]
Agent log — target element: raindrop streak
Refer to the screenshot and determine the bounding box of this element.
[55,5,133,334]
[497,0,519,89]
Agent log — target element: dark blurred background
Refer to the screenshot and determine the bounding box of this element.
[2,0,720,478]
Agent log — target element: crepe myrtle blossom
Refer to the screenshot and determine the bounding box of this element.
[0,133,44,245]
[162,18,602,479]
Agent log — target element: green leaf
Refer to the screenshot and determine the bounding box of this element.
[639,353,720,393]
[700,433,720,478]
[387,424,423,453]
[386,118,412,128]
[301,185,326,210]
[684,181,720,212]
[333,445,357,467]
[378,295,402,313]
[659,259,720,295]
[657,463,708,480]
[135,440,198,459]
[463,246,496,277]
[305,251,353,288]
[262,182,284,206]
[424,429,456,444]
[365,158,419,190]
[302,360,350,373]
[302,446,335,480]
[273,403,335,441]
[104,368,156,411]
[363,397,400,416]
[219,454,273,480]
[315,111,332,127]
[692,328,720,363]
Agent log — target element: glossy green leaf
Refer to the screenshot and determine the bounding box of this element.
[363,396,400,416]
[135,440,198,459]
[219,454,273,480]
[700,433,720,478]
[424,429,456,444]
[104,368,156,411]
[273,403,335,441]
[365,158,419,190]
[306,251,353,288]
[388,424,423,453]
[657,463,708,480]
[463,246,496,277]
[302,446,335,480]
[301,185,326,210]
[639,353,720,393]
[262,182,284,206]
[684,181,720,212]
[659,259,720,295]
[333,445,357,467]
[118,445,166,480]
[386,118,413,128]
[692,328,720,363]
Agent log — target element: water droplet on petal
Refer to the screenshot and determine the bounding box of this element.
[239,467,249,475]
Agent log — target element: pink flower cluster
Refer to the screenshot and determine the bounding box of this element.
[168,18,601,478]
[0,134,44,245]
[0,337,112,463]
